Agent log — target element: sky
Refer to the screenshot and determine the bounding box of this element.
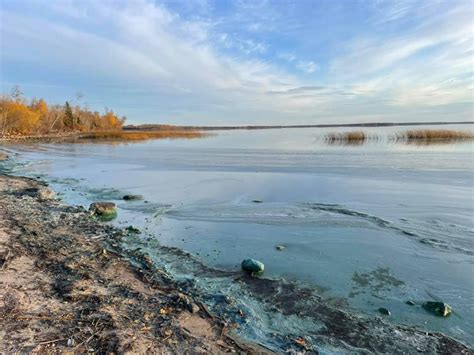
[0,0,473,125]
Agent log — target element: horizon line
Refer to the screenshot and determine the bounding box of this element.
[124,121,474,131]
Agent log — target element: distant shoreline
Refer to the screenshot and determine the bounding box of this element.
[124,121,474,131]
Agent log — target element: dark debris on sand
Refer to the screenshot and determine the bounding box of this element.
[0,174,266,354]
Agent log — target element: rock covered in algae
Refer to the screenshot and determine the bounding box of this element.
[241,259,264,273]
[89,202,117,220]
[125,225,141,234]
[422,301,452,317]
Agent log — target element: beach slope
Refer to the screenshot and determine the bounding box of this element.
[0,174,263,353]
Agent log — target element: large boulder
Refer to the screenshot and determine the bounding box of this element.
[241,258,264,274]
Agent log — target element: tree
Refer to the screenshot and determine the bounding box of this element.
[103,111,122,130]
[31,98,48,115]
[10,86,23,102]
[0,100,39,134]
[64,101,74,129]
[0,94,125,136]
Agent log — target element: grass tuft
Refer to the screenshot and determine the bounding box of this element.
[325,131,368,145]
[397,129,474,144]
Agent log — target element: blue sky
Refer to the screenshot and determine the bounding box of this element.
[0,0,473,125]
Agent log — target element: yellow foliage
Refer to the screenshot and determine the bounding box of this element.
[33,98,48,115]
[1,100,40,134]
[0,91,126,136]
[103,111,122,130]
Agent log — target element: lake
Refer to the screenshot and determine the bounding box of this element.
[2,125,473,350]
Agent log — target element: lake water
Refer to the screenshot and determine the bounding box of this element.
[2,125,473,350]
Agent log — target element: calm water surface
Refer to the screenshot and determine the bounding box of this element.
[2,125,473,349]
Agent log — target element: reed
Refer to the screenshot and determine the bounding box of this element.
[397,129,474,142]
[325,131,368,145]
[78,130,207,141]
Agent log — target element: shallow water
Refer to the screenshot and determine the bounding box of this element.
[1,125,473,349]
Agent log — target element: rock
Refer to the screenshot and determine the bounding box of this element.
[406,300,416,306]
[241,259,264,273]
[175,292,188,302]
[19,187,55,200]
[252,200,263,203]
[187,302,200,314]
[422,301,452,317]
[123,194,143,201]
[0,152,7,161]
[38,188,55,200]
[275,245,285,251]
[89,202,117,220]
[378,308,391,316]
[126,225,141,234]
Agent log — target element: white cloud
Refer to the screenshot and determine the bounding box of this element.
[296,61,319,74]
[329,1,474,108]
[218,34,267,54]
[278,52,296,62]
[1,0,303,122]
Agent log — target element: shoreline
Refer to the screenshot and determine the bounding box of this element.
[0,152,472,353]
[0,121,473,143]
[0,171,264,353]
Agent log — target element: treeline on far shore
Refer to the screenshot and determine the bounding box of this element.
[0,87,125,137]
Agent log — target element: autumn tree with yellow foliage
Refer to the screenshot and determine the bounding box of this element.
[0,87,126,137]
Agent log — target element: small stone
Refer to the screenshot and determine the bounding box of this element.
[67,338,75,347]
[20,187,54,200]
[378,307,391,316]
[175,292,188,302]
[123,194,143,201]
[241,259,264,274]
[406,300,416,306]
[422,301,452,317]
[126,225,141,234]
[187,302,200,314]
[38,188,55,200]
[275,245,285,251]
